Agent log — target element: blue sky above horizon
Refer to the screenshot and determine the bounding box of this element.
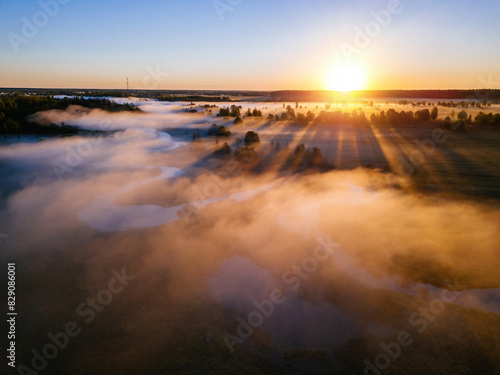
[1,0,499,90]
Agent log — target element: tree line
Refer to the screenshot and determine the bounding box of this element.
[370,107,438,125]
[155,95,233,102]
[0,94,139,135]
[260,106,499,129]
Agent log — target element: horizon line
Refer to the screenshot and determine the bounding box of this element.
[1,87,499,92]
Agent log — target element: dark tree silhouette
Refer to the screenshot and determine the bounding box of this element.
[457,110,468,121]
[213,142,232,156]
[431,106,439,120]
[244,131,260,145]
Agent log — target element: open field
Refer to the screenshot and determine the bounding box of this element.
[156,100,500,198]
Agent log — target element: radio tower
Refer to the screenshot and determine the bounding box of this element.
[126,77,129,91]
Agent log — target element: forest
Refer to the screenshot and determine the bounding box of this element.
[0,94,139,135]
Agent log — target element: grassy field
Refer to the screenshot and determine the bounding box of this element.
[162,102,500,199]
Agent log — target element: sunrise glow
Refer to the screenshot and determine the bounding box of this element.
[325,63,367,92]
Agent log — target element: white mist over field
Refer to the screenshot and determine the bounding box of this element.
[1,97,499,374]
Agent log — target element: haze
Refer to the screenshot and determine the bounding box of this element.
[1,1,500,374]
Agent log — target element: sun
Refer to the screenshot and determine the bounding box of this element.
[325,63,367,92]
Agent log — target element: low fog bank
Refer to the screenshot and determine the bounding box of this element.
[1,99,499,374]
[2,159,499,373]
[29,103,207,131]
[2,141,499,295]
[2,101,499,311]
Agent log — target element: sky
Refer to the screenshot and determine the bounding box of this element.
[0,0,500,90]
